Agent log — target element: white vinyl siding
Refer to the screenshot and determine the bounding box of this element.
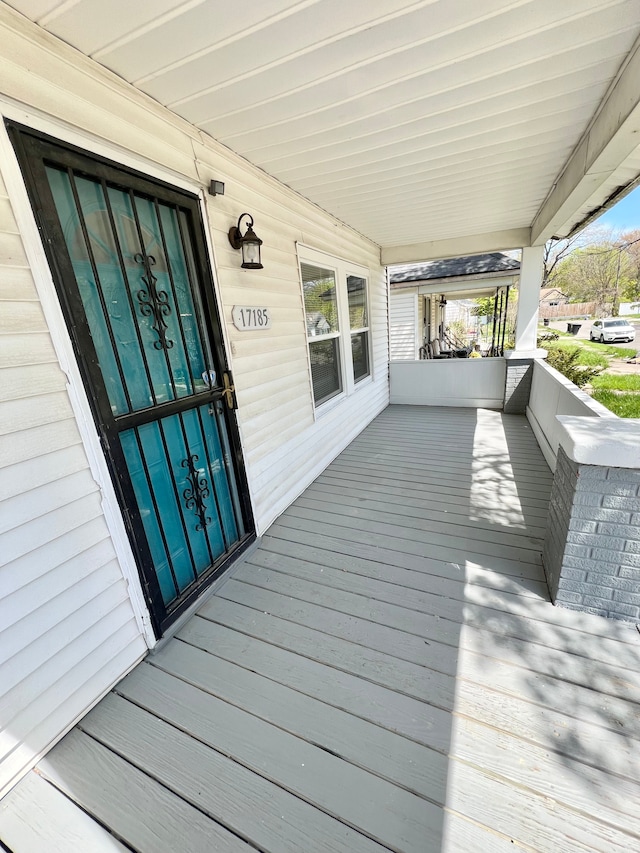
[0,168,147,799]
[389,291,418,360]
[0,6,389,796]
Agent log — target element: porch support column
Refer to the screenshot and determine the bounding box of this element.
[503,245,546,414]
[514,246,544,353]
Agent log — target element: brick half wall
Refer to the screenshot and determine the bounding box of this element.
[504,358,533,414]
[543,446,640,621]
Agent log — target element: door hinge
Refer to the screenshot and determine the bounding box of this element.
[222,370,237,410]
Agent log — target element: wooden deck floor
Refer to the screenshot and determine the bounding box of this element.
[2,406,640,852]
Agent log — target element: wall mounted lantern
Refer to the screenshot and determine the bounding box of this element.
[228,212,263,269]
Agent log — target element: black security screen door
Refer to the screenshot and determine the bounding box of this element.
[9,123,255,637]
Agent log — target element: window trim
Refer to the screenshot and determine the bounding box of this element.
[297,244,372,414]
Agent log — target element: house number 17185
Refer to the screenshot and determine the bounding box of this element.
[232,306,272,330]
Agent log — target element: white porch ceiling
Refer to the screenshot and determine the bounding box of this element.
[6,0,640,260]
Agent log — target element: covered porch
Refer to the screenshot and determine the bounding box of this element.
[2,404,639,853]
[2,2,640,847]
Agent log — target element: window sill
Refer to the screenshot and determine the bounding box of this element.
[314,374,373,420]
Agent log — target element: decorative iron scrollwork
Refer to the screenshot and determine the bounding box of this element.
[134,252,174,351]
[182,453,211,531]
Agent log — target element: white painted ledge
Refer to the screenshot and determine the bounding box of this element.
[526,359,615,471]
[556,416,640,468]
[504,349,548,360]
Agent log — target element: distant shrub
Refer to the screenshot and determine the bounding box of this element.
[545,346,602,388]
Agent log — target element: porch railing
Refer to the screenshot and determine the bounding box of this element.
[389,358,506,408]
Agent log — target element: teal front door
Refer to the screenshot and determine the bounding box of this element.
[9,124,255,636]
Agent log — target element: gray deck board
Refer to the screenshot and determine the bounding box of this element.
[5,405,640,853]
[79,693,389,853]
[114,664,438,852]
[318,465,553,509]
[150,639,443,798]
[217,573,640,700]
[275,510,544,569]
[258,533,551,597]
[291,492,546,550]
[245,547,538,613]
[214,575,463,658]
[304,480,549,537]
[242,549,640,667]
[198,590,456,696]
[38,729,255,853]
[327,459,553,500]
[178,615,448,745]
[339,448,555,485]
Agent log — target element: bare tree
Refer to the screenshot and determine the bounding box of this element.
[543,232,590,287]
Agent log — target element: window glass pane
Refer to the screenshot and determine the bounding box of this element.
[46,166,135,415]
[309,338,341,404]
[351,331,370,382]
[347,275,368,329]
[302,263,339,336]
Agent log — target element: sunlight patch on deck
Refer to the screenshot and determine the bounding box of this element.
[470,408,543,530]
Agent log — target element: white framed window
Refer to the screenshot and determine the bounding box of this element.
[347,274,370,384]
[298,246,371,408]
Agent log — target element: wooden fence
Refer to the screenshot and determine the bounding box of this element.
[539,302,596,319]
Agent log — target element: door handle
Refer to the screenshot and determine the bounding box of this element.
[222,371,237,410]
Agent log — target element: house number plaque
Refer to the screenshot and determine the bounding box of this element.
[232,306,272,330]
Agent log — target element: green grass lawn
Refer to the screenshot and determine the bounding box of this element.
[590,373,640,391]
[539,330,640,415]
[544,341,609,368]
[590,390,640,417]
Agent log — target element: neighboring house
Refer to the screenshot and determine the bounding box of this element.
[443,298,477,326]
[539,287,569,306]
[539,288,596,319]
[389,253,521,359]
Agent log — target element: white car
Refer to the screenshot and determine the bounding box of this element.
[589,318,636,343]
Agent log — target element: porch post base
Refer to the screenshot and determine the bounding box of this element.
[503,357,533,414]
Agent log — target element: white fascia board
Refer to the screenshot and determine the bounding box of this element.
[416,282,512,300]
[422,274,517,294]
[531,33,640,245]
[381,228,531,265]
[391,270,518,290]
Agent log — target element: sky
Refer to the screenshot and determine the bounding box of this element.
[594,185,640,232]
